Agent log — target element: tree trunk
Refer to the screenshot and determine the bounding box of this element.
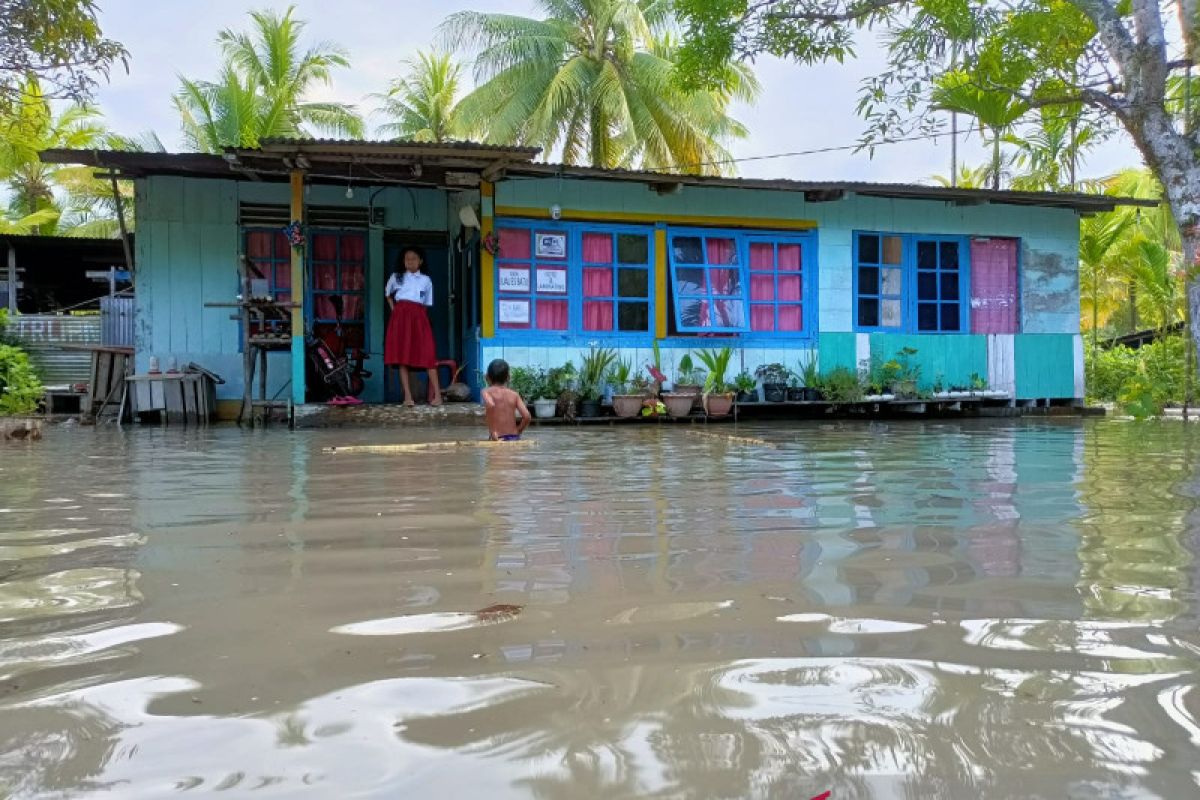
[991,131,1001,190]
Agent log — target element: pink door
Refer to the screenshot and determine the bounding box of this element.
[970,238,1019,334]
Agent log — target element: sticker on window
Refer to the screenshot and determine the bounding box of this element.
[498,300,530,324]
[535,233,567,259]
[498,268,530,293]
[536,269,567,293]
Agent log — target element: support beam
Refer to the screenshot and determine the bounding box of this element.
[654,226,668,339]
[290,169,306,406]
[6,243,16,313]
[480,181,495,338]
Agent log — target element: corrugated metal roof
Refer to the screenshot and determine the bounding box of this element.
[255,137,541,158]
[8,314,101,387]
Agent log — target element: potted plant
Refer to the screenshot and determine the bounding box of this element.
[755,363,789,402]
[667,352,706,412]
[821,366,865,404]
[733,371,757,403]
[545,360,577,417]
[578,347,616,417]
[697,347,735,417]
[608,358,643,418]
[786,369,804,401]
[530,366,558,418]
[509,366,543,412]
[797,354,821,401]
[647,340,669,393]
[892,347,921,399]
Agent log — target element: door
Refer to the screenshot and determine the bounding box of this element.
[970,238,1019,334]
[384,235,452,364]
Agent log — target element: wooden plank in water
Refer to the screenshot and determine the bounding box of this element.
[324,439,539,454]
[683,429,777,448]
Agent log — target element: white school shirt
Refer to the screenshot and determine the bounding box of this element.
[386,272,433,306]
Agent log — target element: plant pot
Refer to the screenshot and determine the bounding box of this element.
[533,398,557,418]
[736,390,755,404]
[763,383,787,403]
[801,387,821,402]
[579,399,601,418]
[662,393,695,418]
[672,384,703,411]
[786,387,804,401]
[705,393,734,417]
[611,395,643,418]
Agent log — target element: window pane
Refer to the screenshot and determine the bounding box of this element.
[618,301,649,331]
[710,268,741,296]
[617,234,649,264]
[246,231,273,258]
[712,298,744,327]
[499,228,531,260]
[881,267,902,296]
[583,300,613,330]
[582,232,613,263]
[750,242,775,269]
[778,305,803,331]
[617,268,648,298]
[673,236,704,263]
[778,244,802,271]
[751,305,774,331]
[882,236,903,265]
[882,299,902,327]
[675,267,707,294]
[918,271,938,300]
[917,241,937,268]
[679,297,706,328]
[778,274,801,301]
[941,272,959,301]
[858,266,879,296]
[918,302,938,330]
[583,267,612,297]
[940,241,960,269]
[858,234,880,264]
[858,298,879,327]
[537,299,567,330]
[750,273,774,301]
[706,237,737,265]
[941,303,960,331]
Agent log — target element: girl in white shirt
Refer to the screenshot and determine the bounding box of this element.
[383,246,441,405]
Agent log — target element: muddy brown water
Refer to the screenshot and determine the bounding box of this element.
[1,419,1199,799]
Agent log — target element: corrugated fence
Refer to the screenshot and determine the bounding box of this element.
[101,295,135,347]
[8,314,101,387]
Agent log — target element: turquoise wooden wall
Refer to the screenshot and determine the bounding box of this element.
[869,334,988,390]
[497,178,1081,335]
[1014,333,1077,399]
[135,176,453,403]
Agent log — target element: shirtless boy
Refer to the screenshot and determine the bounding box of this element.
[481,359,531,441]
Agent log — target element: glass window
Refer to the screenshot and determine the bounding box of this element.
[495,226,568,331]
[915,238,963,332]
[582,229,652,333]
[243,228,294,341]
[310,230,367,353]
[669,232,751,333]
[747,237,807,334]
[855,232,903,330]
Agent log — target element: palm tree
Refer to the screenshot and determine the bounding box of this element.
[442,0,759,175]
[0,77,109,234]
[372,51,463,143]
[932,70,1030,190]
[175,5,363,153]
[1008,110,1101,193]
[931,163,993,189]
[1079,211,1133,357]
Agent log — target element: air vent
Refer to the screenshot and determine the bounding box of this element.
[239,203,370,229]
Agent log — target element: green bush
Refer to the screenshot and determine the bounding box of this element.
[1085,336,1200,415]
[0,343,43,415]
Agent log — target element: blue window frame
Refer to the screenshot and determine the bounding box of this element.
[854,231,969,333]
[668,229,746,333]
[493,219,655,337]
[746,234,810,336]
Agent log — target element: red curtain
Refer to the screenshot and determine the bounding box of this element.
[584,301,613,330]
[537,299,568,330]
[706,237,736,265]
[311,233,338,260]
[499,228,531,259]
[778,244,801,271]
[749,242,774,269]
[778,275,802,301]
[341,234,365,261]
[751,306,774,331]
[583,267,613,297]
[778,306,802,331]
[750,274,774,301]
[711,268,738,295]
[582,233,613,263]
[970,238,1018,334]
[246,231,272,258]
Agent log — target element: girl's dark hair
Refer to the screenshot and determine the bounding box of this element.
[395,246,427,286]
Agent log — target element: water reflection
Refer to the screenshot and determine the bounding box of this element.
[0,420,1198,797]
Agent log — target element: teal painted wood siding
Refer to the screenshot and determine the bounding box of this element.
[1014,334,1077,399]
[818,333,857,372]
[869,334,988,391]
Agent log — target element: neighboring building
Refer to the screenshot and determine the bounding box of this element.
[41,140,1150,416]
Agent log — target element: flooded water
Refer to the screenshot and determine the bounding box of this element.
[2,419,1199,799]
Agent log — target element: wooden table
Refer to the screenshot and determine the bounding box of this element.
[127,372,216,425]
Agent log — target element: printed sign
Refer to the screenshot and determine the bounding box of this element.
[498,300,530,324]
[536,269,567,293]
[498,267,530,293]
[535,232,567,259]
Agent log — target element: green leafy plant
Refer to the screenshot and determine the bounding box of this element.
[797,353,820,388]
[507,366,544,401]
[0,343,43,415]
[545,361,577,398]
[675,352,703,386]
[629,374,652,394]
[607,358,634,393]
[733,371,756,394]
[820,366,864,404]
[697,347,734,394]
[1119,378,1164,420]
[932,373,945,393]
[578,347,617,401]
[969,372,988,391]
[754,362,789,384]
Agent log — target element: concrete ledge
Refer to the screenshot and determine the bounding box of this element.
[293,402,484,428]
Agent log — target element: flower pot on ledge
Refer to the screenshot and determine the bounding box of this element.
[662,393,695,418]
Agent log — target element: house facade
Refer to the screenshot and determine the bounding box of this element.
[42,140,1146,416]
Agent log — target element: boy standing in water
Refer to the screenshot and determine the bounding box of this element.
[481,359,531,441]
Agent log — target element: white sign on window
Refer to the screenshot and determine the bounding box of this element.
[498,300,530,324]
[498,267,530,292]
[535,233,567,259]
[536,269,567,293]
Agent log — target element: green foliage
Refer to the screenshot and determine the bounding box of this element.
[796,353,820,388]
[732,371,756,393]
[545,361,577,398]
[176,5,363,153]
[508,365,544,401]
[607,357,634,393]
[697,346,734,393]
[578,347,617,401]
[443,0,759,174]
[754,362,789,384]
[372,51,463,143]
[819,366,864,404]
[675,352,703,385]
[0,342,42,415]
[1086,336,1200,417]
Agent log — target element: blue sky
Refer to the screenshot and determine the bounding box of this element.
[92,0,1141,184]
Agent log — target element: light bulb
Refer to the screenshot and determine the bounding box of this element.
[345,185,354,199]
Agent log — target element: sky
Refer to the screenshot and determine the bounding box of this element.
[91,0,1144,185]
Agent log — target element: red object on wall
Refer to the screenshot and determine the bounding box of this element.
[970,238,1019,334]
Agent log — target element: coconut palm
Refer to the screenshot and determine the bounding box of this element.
[372,51,463,143]
[932,70,1030,190]
[1079,210,1134,346]
[1008,110,1101,193]
[930,163,994,189]
[175,5,363,153]
[442,0,758,174]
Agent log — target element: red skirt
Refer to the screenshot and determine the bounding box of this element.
[384,300,436,368]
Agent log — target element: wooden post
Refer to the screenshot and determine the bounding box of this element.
[655,226,668,339]
[290,169,306,406]
[480,181,495,338]
[6,243,16,313]
[110,173,134,280]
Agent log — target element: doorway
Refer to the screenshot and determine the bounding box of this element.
[383,233,454,402]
